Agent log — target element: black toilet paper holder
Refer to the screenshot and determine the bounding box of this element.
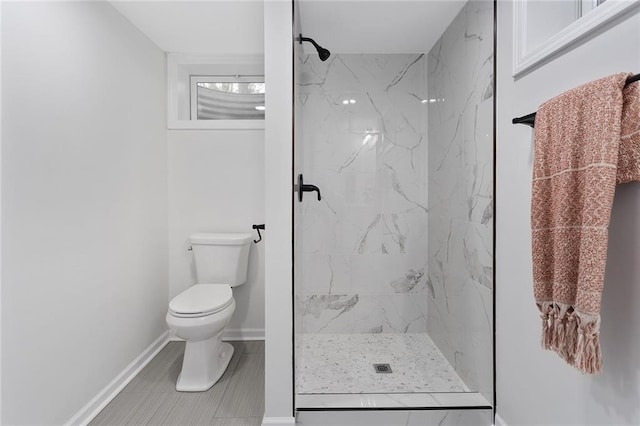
[252,224,265,244]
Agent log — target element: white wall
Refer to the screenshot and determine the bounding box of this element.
[168,129,265,338]
[1,2,168,424]
[496,3,640,425]
[263,0,294,422]
[0,7,3,423]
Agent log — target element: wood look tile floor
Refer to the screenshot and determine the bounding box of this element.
[91,341,265,426]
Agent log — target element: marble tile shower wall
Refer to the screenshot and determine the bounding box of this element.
[297,54,429,334]
[427,0,494,401]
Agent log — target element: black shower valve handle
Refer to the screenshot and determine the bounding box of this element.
[301,184,322,201]
[295,174,322,202]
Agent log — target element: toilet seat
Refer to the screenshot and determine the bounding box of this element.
[169,284,233,318]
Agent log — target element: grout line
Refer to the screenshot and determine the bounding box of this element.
[228,341,248,373]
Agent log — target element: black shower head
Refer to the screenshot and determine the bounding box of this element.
[298,34,331,61]
[316,45,331,61]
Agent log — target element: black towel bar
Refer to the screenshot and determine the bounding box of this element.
[512,73,640,128]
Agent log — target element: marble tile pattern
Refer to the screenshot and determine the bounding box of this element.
[427,0,494,403]
[296,333,468,394]
[296,53,429,334]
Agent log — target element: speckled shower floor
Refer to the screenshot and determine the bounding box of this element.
[296,333,470,394]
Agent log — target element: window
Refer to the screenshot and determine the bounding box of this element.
[512,0,629,77]
[190,76,265,120]
[167,54,265,130]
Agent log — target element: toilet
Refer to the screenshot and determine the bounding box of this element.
[166,232,253,392]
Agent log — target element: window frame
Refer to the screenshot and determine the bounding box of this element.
[167,54,265,130]
[512,0,637,78]
[189,75,265,121]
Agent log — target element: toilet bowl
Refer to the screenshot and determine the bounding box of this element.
[166,233,252,392]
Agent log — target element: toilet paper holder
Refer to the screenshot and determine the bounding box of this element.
[252,224,265,244]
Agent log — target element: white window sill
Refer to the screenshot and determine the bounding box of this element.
[168,119,265,130]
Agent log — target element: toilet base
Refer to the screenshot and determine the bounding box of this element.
[176,338,234,392]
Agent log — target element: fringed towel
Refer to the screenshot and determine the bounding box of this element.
[532,73,640,374]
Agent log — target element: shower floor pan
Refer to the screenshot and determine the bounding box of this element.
[295,333,491,410]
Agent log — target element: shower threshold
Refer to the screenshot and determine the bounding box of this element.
[296,391,491,410]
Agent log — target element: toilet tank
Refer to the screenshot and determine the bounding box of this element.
[190,233,253,286]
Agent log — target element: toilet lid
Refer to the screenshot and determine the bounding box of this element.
[169,284,233,317]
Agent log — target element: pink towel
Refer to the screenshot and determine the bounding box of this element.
[531,73,640,374]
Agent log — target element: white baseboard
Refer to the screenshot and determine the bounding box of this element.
[223,327,265,341]
[64,331,171,426]
[262,417,296,425]
[168,328,265,342]
[494,413,508,426]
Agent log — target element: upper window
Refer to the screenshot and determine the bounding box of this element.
[167,54,265,130]
[512,0,634,77]
[190,76,265,120]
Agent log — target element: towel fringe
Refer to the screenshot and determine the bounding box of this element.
[540,305,552,349]
[537,302,602,374]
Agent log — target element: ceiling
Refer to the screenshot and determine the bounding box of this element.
[110,1,265,55]
[111,1,466,55]
[298,1,466,54]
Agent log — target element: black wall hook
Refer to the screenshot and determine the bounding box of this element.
[252,224,265,244]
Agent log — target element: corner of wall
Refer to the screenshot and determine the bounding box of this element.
[263,0,294,419]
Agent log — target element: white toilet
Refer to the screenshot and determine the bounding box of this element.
[166,232,253,392]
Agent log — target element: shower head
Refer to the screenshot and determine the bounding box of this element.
[297,34,331,61]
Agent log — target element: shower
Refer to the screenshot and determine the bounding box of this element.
[292,0,494,417]
[296,34,330,61]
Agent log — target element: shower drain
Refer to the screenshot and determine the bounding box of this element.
[373,363,393,373]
